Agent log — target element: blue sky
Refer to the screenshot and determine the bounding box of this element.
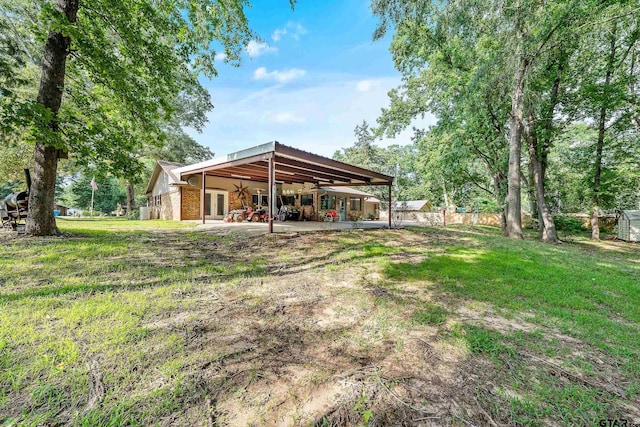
[189,0,435,157]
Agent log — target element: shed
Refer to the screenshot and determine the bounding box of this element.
[618,210,640,242]
[53,203,68,216]
[395,200,432,212]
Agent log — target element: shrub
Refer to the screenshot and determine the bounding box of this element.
[127,208,140,220]
[553,215,585,234]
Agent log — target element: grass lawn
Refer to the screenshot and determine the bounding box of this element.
[1,219,639,426]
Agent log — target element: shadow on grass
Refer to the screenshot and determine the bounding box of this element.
[382,244,640,356]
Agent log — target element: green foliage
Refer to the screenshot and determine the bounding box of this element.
[552,216,585,234]
[0,0,254,184]
[0,181,22,199]
[69,174,126,213]
[369,0,640,225]
[476,197,501,213]
[334,121,429,203]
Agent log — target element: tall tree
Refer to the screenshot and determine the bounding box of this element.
[2,0,266,235]
[370,0,633,240]
[27,0,79,235]
[570,12,639,239]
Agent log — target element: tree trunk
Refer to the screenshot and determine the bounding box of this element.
[522,50,562,244]
[506,53,527,239]
[521,170,537,220]
[25,0,79,236]
[591,106,606,241]
[126,181,135,214]
[492,172,507,233]
[629,39,639,132]
[592,24,618,240]
[525,118,558,243]
[441,178,449,208]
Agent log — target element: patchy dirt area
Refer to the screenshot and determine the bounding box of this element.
[134,232,481,426]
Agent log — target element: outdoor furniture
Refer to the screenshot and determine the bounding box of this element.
[323,210,338,222]
[2,192,28,231]
[0,201,12,230]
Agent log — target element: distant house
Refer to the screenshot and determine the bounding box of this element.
[395,200,432,212]
[618,210,640,242]
[380,200,440,224]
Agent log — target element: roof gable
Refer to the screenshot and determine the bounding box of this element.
[145,161,184,195]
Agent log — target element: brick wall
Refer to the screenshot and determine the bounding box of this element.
[229,191,242,210]
[182,188,201,220]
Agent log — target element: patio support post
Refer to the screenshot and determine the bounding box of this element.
[201,171,205,225]
[268,156,274,233]
[388,183,392,229]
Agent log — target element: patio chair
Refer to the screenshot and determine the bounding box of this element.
[323,210,338,222]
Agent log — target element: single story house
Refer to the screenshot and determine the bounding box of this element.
[145,142,391,230]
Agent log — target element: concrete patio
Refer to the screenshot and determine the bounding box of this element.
[192,219,391,236]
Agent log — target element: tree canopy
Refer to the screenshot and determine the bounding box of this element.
[339,0,639,241]
[0,0,274,234]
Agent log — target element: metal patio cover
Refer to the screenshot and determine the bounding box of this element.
[180,141,394,187]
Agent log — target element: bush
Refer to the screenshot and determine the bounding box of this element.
[553,215,585,233]
[476,197,500,213]
[526,218,540,230]
[127,208,140,220]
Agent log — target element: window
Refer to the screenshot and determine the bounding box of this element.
[279,195,296,207]
[205,193,211,214]
[155,195,161,206]
[252,194,268,207]
[300,194,314,206]
[320,194,336,210]
[349,198,362,211]
[216,194,225,216]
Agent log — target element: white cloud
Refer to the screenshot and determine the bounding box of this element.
[269,112,306,123]
[271,21,307,42]
[214,52,227,61]
[287,21,307,41]
[356,79,381,92]
[272,28,287,41]
[253,67,306,83]
[245,40,277,57]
